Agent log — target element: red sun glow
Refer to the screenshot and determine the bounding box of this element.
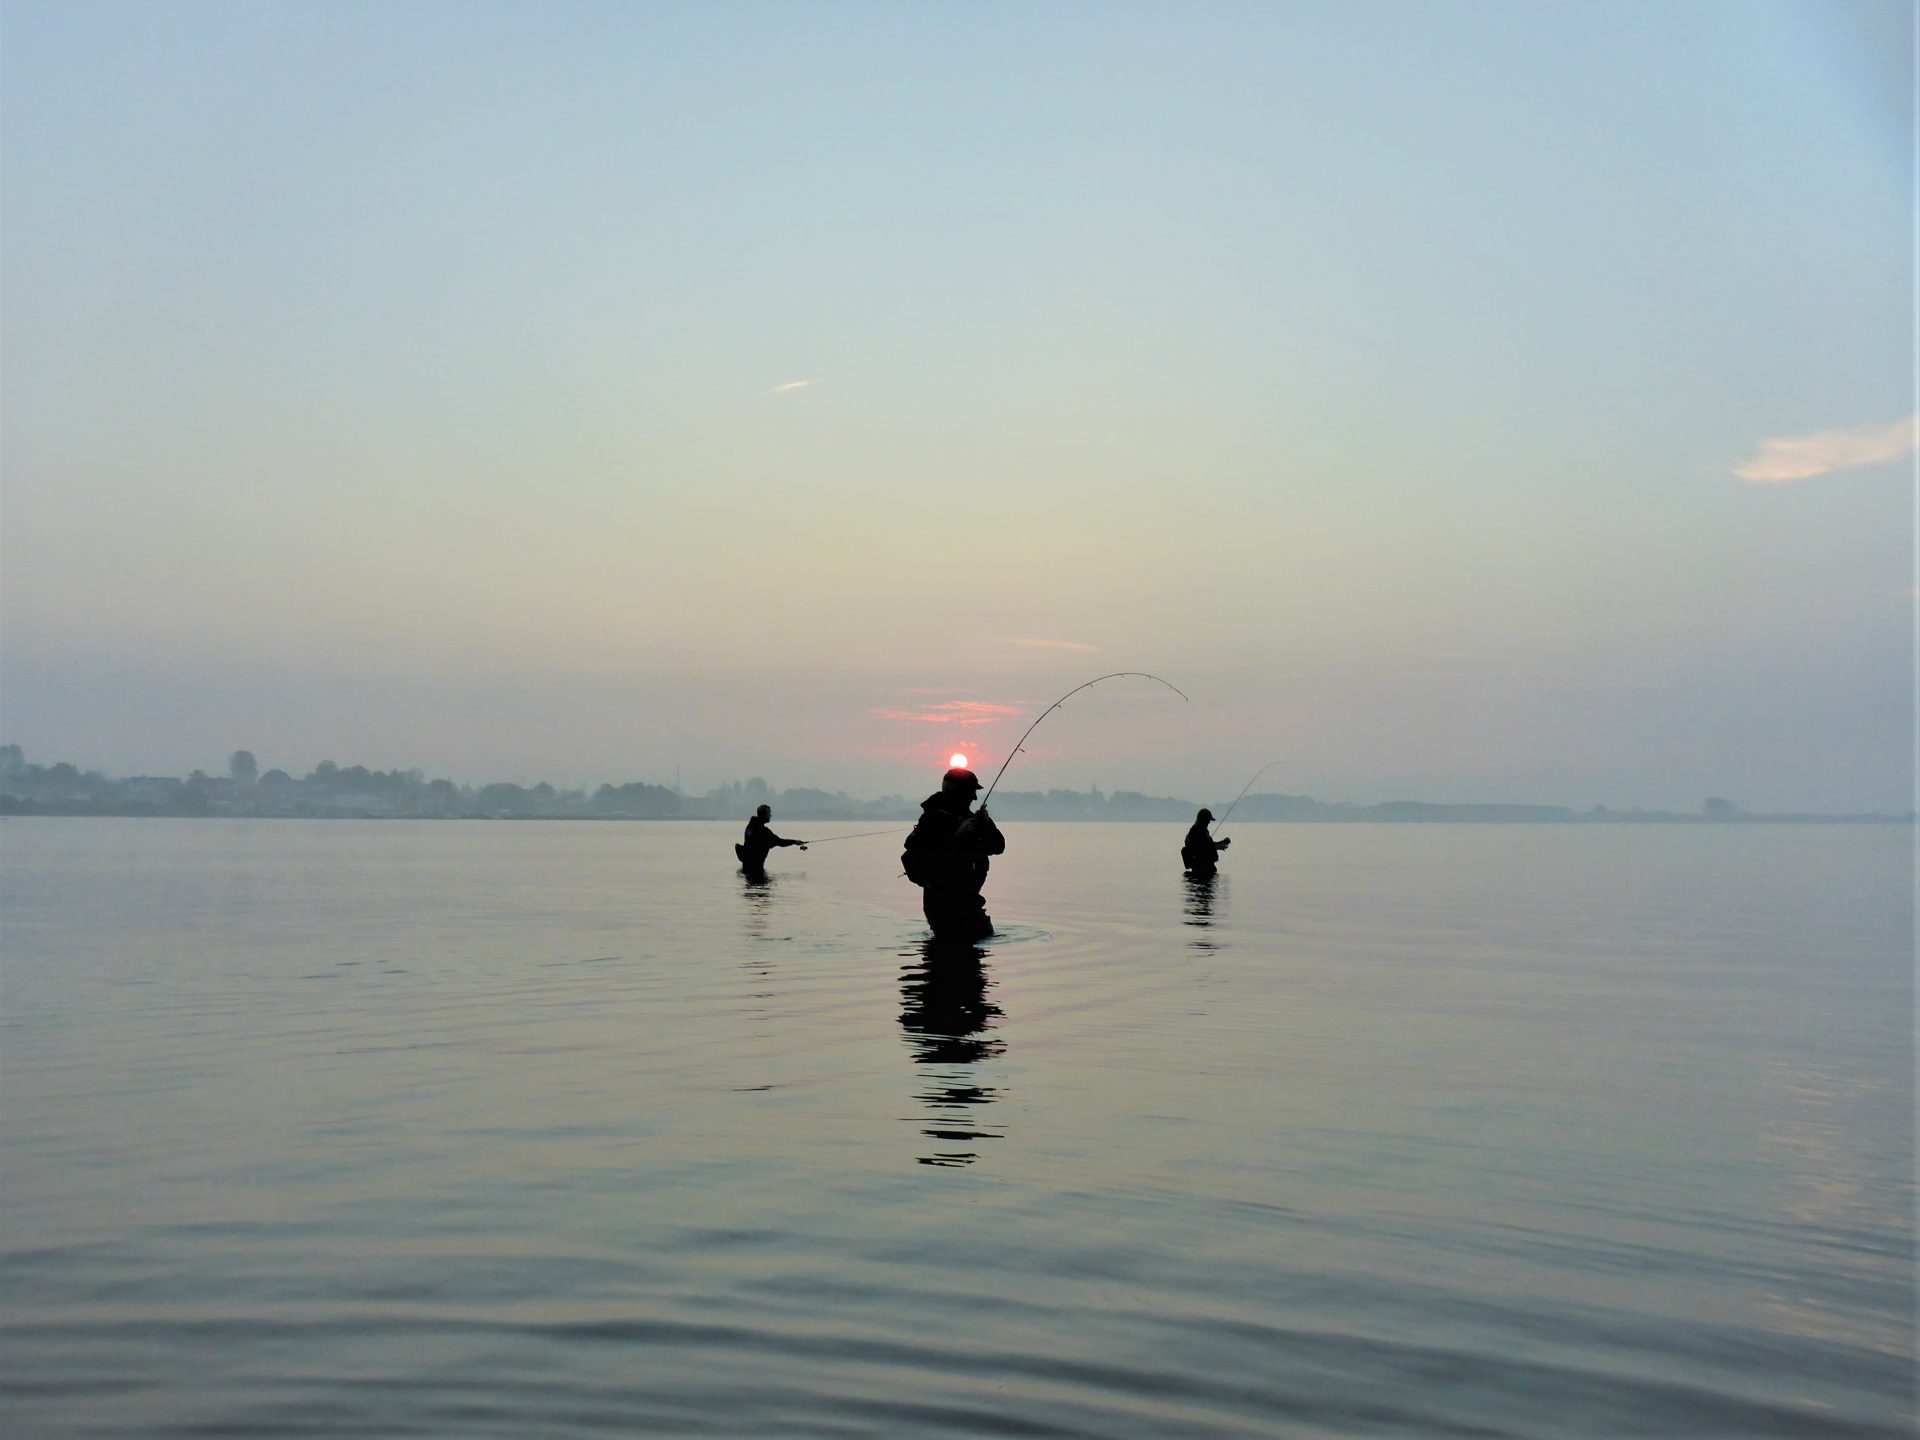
[949,752,968,769]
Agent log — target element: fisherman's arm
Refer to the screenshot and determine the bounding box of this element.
[962,808,1007,856]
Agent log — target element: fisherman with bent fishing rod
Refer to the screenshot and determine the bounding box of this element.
[901,764,1005,941]
[1181,810,1230,877]
[902,673,1190,940]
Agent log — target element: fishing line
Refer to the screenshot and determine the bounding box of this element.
[796,827,908,844]
[979,672,1190,807]
[1211,759,1283,837]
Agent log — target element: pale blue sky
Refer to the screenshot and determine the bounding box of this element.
[3,1,1912,809]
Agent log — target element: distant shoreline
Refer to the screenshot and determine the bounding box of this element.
[3,749,1907,826]
[2,803,1909,826]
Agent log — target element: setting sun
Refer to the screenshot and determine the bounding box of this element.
[949,753,968,769]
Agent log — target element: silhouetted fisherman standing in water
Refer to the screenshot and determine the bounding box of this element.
[737,804,806,873]
[1181,808,1231,876]
[902,768,1005,940]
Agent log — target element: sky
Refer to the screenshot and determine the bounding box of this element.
[1,0,1912,811]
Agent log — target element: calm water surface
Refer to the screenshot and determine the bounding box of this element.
[2,818,1912,1437]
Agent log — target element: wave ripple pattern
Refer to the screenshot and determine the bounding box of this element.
[1,819,1911,1438]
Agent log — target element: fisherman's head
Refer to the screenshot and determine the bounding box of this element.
[941,767,982,800]
[756,804,771,820]
[1196,808,1213,823]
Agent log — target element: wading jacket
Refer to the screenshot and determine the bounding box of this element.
[741,815,799,866]
[1182,821,1228,870]
[902,793,1005,892]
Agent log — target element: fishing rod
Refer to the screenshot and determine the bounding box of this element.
[1211,759,1283,837]
[796,827,907,845]
[979,672,1190,808]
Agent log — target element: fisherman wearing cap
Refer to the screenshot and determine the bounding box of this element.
[1181,808,1231,876]
[901,767,1005,939]
[738,803,807,873]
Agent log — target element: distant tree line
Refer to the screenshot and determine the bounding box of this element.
[0,745,1904,822]
[0,747,903,821]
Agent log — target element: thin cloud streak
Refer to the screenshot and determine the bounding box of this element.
[772,380,811,393]
[1735,416,1915,484]
[871,699,1023,727]
[1001,636,1100,652]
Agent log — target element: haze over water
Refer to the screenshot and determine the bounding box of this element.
[3,818,1910,1437]
[2,2,1911,811]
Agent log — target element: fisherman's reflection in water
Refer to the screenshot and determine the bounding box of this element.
[898,937,1006,1167]
[737,868,791,982]
[1183,870,1225,950]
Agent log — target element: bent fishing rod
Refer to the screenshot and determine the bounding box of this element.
[1211,759,1283,837]
[979,672,1190,808]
